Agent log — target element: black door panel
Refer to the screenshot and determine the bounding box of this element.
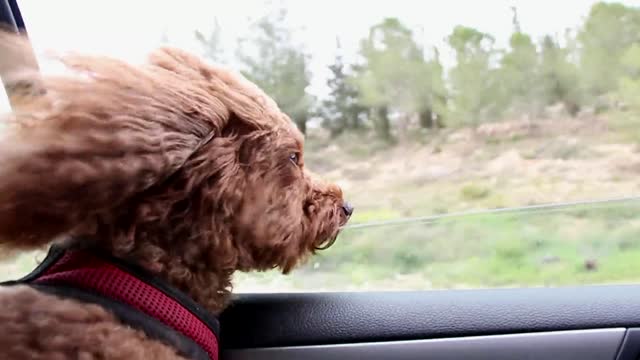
[223,328,624,360]
[220,285,640,349]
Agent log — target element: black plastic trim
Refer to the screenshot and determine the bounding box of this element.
[220,286,640,349]
[224,328,626,360]
[0,0,17,30]
[616,328,640,360]
[8,0,25,31]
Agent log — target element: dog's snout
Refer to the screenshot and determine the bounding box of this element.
[342,202,354,217]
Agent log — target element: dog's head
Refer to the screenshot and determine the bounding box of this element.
[224,123,352,273]
[0,35,351,308]
[137,47,353,275]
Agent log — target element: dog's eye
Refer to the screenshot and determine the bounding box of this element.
[289,153,300,165]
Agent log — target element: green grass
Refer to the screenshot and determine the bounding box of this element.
[235,201,640,291]
[4,191,640,291]
[460,183,491,201]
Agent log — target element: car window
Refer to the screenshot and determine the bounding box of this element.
[2,0,640,292]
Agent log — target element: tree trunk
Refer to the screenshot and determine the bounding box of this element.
[348,113,360,131]
[419,108,434,129]
[295,117,307,135]
[374,106,392,141]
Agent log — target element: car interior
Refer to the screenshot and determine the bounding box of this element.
[2,1,640,359]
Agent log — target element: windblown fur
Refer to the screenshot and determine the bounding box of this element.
[0,31,349,359]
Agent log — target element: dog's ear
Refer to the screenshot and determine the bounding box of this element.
[0,33,232,250]
[149,47,295,133]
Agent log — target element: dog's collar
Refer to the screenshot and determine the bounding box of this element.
[2,245,220,360]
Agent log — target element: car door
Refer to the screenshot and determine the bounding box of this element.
[3,1,640,359]
[221,287,640,360]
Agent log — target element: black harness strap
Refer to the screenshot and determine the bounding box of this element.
[1,246,216,360]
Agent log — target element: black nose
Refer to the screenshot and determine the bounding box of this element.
[342,202,354,217]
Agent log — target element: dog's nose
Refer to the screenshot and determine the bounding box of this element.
[342,202,354,217]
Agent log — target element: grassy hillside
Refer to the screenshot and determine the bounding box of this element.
[234,113,640,292]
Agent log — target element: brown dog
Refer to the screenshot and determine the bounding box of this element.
[0,32,351,359]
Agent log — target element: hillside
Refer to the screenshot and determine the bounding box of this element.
[313,115,638,220]
[233,113,640,292]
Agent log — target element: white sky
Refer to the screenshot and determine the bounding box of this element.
[8,0,640,102]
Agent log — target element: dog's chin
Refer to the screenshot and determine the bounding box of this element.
[314,208,352,250]
[314,232,339,251]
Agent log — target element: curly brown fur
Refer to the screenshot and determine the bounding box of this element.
[0,31,350,359]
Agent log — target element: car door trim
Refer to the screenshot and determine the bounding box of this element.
[223,328,625,360]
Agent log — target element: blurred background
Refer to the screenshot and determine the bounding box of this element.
[2,0,640,293]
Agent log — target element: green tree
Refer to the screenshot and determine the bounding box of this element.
[416,48,448,129]
[236,8,314,134]
[618,44,640,111]
[578,2,640,101]
[498,30,541,117]
[353,18,445,140]
[447,25,501,125]
[538,34,582,115]
[494,7,543,117]
[320,40,368,136]
[500,32,539,115]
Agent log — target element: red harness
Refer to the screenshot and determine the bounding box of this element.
[2,246,219,360]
